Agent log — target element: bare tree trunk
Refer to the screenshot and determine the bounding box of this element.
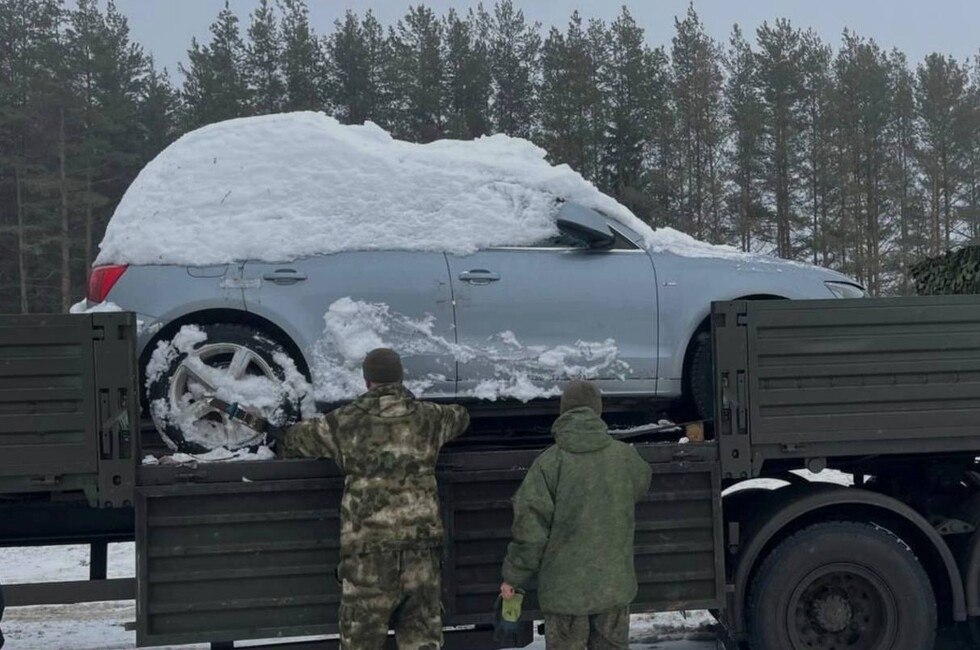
[85,169,93,273]
[15,167,29,314]
[59,107,71,314]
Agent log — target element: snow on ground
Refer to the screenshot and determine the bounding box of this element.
[96,112,766,267]
[311,297,628,403]
[1,544,717,649]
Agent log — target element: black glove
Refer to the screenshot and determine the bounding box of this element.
[264,423,286,449]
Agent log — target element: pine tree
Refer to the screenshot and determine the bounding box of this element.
[180,1,249,129]
[324,10,389,126]
[958,59,980,244]
[138,62,180,158]
[724,24,765,251]
[672,5,725,241]
[482,1,540,138]
[755,19,806,258]
[67,0,148,271]
[604,9,656,218]
[388,5,444,142]
[245,0,283,115]
[915,53,966,252]
[798,31,834,265]
[442,8,491,139]
[279,0,322,112]
[832,33,894,294]
[889,50,926,293]
[538,12,603,176]
[0,0,65,312]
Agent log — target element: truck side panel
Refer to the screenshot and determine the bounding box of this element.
[135,443,723,647]
[0,315,99,482]
[0,313,139,508]
[714,295,980,476]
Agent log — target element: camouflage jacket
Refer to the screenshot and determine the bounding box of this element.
[281,383,470,556]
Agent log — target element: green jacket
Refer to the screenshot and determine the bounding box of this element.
[281,383,470,556]
[502,407,653,615]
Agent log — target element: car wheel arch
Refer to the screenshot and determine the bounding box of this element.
[138,308,312,391]
[679,294,787,410]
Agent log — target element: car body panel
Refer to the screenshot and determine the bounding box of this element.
[241,251,457,398]
[446,246,659,397]
[652,252,857,394]
[102,263,246,355]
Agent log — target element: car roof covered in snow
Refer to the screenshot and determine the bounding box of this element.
[97,111,755,266]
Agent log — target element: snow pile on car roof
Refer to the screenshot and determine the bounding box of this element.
[97,112,751,266]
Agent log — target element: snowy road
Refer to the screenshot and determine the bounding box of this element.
[1,543,718,650]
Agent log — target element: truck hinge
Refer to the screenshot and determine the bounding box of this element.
[736,313,748,326]
[930,517,975,536]
[173,469,208,483]
[91,324,105,340]
[29,474,61,486]
[780,442,807,453]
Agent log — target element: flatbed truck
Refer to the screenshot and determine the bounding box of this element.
[4,295,980,649]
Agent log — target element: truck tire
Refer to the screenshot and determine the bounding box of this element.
[146,323,306,453]
[688,331,714,421]
[747,521,936,650]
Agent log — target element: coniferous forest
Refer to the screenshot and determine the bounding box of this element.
[3,0,980,313]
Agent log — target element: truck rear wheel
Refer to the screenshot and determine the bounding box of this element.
[748,521,936,650]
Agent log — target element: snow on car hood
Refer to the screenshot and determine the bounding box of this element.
[97,111,753,266]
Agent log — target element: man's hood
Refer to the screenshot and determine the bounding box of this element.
[352,383,418,418]
[551,407,612,453]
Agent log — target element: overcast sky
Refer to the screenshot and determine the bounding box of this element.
[112,0,979,76]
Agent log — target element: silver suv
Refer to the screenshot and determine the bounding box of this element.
[84,203,864,451]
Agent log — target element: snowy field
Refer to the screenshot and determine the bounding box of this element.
[1,543,718,649]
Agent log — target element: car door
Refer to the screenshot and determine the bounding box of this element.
[242,251,456,401]
[447,223,658,400]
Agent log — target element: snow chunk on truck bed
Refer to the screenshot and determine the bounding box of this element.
[97,112,743,266]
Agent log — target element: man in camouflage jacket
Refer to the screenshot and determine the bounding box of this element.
[278,348,470,650]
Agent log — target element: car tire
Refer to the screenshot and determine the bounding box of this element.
[146,323,305,453]
[688,331,714,421]
[747,520,936,650]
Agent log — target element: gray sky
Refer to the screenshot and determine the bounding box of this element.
[114,0,979,76]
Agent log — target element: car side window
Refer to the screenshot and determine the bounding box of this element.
[518,228,640,250]
[609,228,640,251]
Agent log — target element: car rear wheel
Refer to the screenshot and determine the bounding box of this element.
[748,521,936,650]
[146,323,306,453]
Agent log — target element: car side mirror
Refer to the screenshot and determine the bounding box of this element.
[555,204,615,249]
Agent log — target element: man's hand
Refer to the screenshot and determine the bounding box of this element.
[500,581,516,600]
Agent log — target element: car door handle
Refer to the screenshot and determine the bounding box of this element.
[458,270,500,285]
[262,269,307,285]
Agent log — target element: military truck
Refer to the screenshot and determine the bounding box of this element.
[4,295,980,649]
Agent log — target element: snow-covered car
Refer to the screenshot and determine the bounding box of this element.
[79,113,864,452]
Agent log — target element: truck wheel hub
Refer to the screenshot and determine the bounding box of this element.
[811,592,852,632]
[791,565,895,650]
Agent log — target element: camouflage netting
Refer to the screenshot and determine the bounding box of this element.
[910,246,980,295]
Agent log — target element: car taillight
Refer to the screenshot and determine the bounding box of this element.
[87,265,128,303]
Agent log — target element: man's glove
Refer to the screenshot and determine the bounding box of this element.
[263,423,287,449]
